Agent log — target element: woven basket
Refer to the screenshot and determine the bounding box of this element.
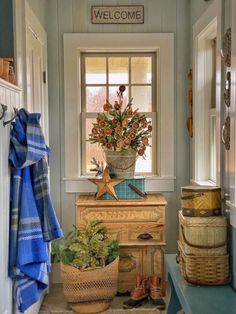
[60,257,119,314]
[179,232,227,256]
[178,241,229,285]
[179,211,227,255]
[179,211,227,249]
[181,186,221,216]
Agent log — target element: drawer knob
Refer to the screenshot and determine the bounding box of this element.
[137,233,153,240]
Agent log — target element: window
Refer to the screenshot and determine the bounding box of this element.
[192,0,221,186]
[208,38,217,183]
[64,33,174,192]
[81,53,156,175]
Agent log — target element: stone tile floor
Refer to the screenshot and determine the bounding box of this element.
[39,284,167,314]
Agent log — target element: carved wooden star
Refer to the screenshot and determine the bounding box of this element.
[89,167,123,200]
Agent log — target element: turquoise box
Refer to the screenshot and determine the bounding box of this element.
[99,178,145,200]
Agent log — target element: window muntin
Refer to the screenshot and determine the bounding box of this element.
[208,38,217,183]
[209,112,216,182]
[81,52,157,176]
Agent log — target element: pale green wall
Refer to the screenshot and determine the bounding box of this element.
[27,0,47,29]
[190,0,212,26]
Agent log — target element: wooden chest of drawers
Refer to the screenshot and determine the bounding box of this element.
[76,194,167,293]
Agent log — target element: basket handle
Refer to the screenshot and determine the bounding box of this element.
[181,225,226,249]
[176,251,180,264]
[181,192,204,200]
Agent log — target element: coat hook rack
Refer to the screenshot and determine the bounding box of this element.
[0,104,7,120]
[3,107,18,127]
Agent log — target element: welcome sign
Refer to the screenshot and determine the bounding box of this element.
[91,6,144,24]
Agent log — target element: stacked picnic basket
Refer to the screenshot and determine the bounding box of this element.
[177,186,230,285]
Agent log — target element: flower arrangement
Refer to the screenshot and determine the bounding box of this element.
[88,85,152,157]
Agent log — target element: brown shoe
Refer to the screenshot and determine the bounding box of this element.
[149,274,165,309]
[123,275,149,309]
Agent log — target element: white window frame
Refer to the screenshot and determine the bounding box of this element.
[192,0,222,187]
[81,52,157,176]
[64,33,174,193]
[209,108,217,182]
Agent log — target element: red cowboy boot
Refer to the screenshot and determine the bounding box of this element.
[123,275,149,309]
[149,274,165,309]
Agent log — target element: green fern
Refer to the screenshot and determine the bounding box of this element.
[51,220,119,269]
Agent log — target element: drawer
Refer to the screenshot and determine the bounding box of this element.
[128,224,165,245]
[105,222,165,245]
[77,222,165,245]
[77,206,165,225]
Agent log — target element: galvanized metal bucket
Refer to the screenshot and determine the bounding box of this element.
[104,148,137,179]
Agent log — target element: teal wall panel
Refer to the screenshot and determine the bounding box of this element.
[0,0,14,57]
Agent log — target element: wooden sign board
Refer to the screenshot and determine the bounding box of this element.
[91,6,144,24]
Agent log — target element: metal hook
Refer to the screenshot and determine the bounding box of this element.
[3,107,18,127]
[0,104,7,120]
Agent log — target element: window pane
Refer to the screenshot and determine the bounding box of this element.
[86,86,106,112]
[85,58,106,84]
[135,136,152,173]
[210,115,216,182]
[131,57,152,84]
[131,86,152,111]
[108,57,129,84]
[109,86,128,106]
[85,118,104,174]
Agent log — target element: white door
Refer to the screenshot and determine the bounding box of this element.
[25,3,49,142]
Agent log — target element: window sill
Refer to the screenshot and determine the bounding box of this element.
[190,179,217,187]
[64,176,176,193]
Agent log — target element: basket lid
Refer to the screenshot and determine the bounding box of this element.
[179,211,227,226]
[181,185,221,192]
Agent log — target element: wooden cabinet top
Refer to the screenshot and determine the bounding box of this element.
[76,193,167,207]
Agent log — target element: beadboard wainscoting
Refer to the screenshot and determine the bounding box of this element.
[0,79,21,314]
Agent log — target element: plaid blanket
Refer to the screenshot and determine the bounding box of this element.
[9,108,63,313]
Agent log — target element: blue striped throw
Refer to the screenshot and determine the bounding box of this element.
[9,108,63,313]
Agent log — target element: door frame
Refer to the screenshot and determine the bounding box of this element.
[13,0,49,140]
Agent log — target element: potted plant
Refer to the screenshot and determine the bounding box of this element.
[88,85,152,179]
[52,220,119,314]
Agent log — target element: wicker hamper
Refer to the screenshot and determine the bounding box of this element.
[179,211,227,252]
[60,257,119,314]
[181,186,221,217]
[177,241,229,285]
[179,230,227,256]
